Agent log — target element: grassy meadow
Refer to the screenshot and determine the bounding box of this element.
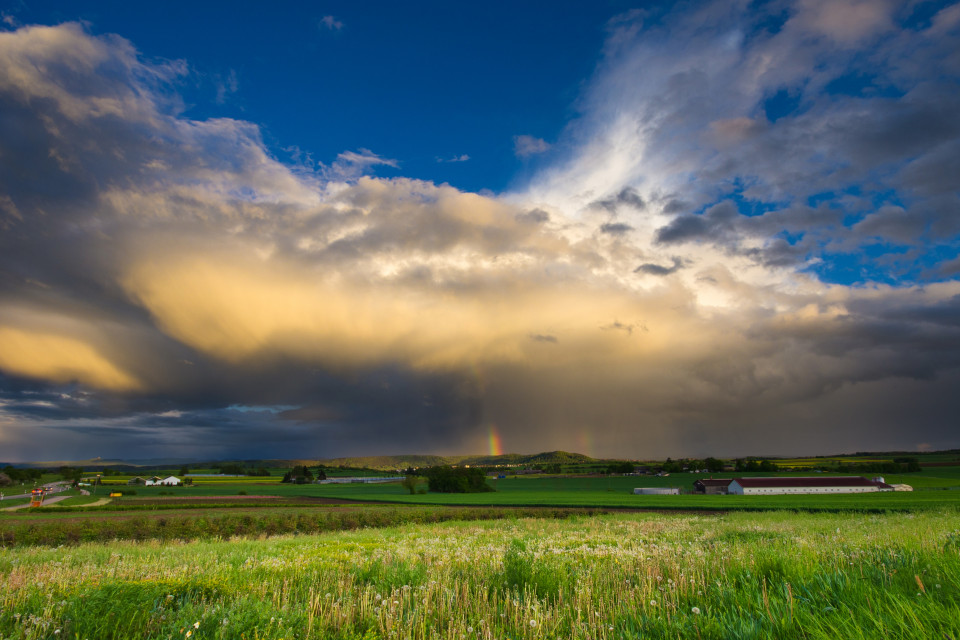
[2,462,960,638]
[2,510,959,639]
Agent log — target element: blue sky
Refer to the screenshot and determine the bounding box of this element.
[12,1,625,194]
[0,0,959,462]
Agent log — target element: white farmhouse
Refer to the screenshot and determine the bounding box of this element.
[145,476,181,486]
[728,476,893,495]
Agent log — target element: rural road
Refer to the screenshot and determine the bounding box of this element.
[1,494,71,511]
[0,480,75,510]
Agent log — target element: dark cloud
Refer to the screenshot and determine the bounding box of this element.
[935,257,960,278]
[635,257,685,276]
[515,208,550,224]
[529,333,558,343]
[853,205,927,243]
[589,187,646,213]
[600,320,640,335]
[599,222,634,235]
[898,138,960,197]
[655,201,738,244]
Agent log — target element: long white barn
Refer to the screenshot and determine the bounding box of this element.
[728,476,893,495]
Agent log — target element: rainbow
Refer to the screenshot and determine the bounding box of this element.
[488,424,503,456]
[576,430,593,459]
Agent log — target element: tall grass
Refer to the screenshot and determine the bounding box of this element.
[1,511,958,639]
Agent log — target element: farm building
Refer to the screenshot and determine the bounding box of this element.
[728,476,893,495]
[145,475,181,486]
[634,487,680,495]
[693,478,733,494]
[127,476,146,485]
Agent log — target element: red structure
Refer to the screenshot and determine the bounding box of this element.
[29,488,46,507]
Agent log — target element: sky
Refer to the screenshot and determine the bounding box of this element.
[0,0,959,462]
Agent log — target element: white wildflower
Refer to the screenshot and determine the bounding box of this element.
[692,607,701,615]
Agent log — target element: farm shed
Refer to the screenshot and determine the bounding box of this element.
[728,476,893,495]
[634,487,680,495]
[693,478,732,494]
[127,476,146,485]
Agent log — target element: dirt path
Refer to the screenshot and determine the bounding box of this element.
[76,498,111,507]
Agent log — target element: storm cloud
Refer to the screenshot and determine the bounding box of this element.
[1,6,959,462]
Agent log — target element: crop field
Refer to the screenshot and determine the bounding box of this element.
[2,510,958,639]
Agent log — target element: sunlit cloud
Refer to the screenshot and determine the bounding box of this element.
[0,326,141,392]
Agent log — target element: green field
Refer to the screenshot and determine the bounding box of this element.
[298,471,960,511]
[12,468,960,511]
[2,510,958,639]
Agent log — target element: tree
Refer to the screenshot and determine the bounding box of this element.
[58,466,83,483]
[0,472,11,487]
[315,467,326,481]
[2,466,42,483]
[281,465,315,484]
[402,475,419,495]
[217,463,247,475]
[704,457,724,473]
[425,466,494,493]
[180,465,190,475]
[661,458,682,473]
[607,461,635,474]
